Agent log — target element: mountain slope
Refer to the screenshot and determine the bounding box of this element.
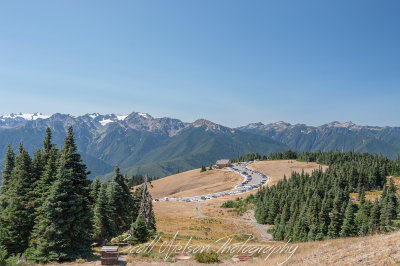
[238,121,400,158]
[98,125,287,181]
[0,112,287,180]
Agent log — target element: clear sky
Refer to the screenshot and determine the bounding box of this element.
[0,1,399,127]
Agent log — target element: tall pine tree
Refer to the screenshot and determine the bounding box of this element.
[0,144,34,255]
[93,184,115,244]
[28,155,92,262]
[340,200,356,237]
[1,145,15,192]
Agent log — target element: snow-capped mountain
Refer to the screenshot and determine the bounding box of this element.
[0,113,51,128]
[0,112,240,137]
[0,112,50,121]
[0,112,287,179]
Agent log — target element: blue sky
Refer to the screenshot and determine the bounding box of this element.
[0,1,399,127]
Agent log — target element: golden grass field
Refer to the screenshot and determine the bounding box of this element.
[146,168,242,198]
[248,160,329,187]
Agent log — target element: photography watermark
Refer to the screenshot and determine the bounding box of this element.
[120,232,298,264]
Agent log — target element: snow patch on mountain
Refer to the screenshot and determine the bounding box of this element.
[327,121,356,128]
[1,112,50,121]
[99,119,114,126]
[138,112,149,118]
[116,115,128,121]
[88,113,100,119]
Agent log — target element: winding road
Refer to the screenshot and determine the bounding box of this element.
[158,161,268,203]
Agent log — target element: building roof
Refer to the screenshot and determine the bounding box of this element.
[216,159,230,165]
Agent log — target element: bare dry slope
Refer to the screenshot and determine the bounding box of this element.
[251,230,400,266]
[146,169,242,198]
[248,160,328,186]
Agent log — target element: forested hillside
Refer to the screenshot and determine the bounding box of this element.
[251,151,400,242]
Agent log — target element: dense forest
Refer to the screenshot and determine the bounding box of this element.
[0,127,155,264]
[231,149,298,163]
[245,151,400,242]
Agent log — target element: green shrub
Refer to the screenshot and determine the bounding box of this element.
[221,200,235,208]
[194,250,220,263]
[221,197,255,215]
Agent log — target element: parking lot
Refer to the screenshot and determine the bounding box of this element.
[155,161,268,202]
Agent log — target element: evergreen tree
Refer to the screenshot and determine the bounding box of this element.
[32,148,45,182]
[43,127,54,155]
[266,197,279,224]
[33,147,58,207]
[41,127,57,168]
[358,187,366,205]
[355,200,370,236]
[113,166,134,232]
[61,126,93,237]
[63,126,92,192]
[1,145,15,192]
[31,128,58,209]
[254,205,267,224]
[132,213,149,243]
[293,216,308,242]
[380,179,399,231]
[107,166,134,235]
[368,199,381,233]
[316,197,329,240]
[340,201,356,237]
[93,185,115,244]
[27,157,92,262]
[0,144,34,255]
[90,178,101,205]
[328,194,343,238]
[273,218,284,241]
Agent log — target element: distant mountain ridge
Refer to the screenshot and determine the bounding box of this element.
[1,112,400,181]
[238,121,400,158]
[0,112,287,180]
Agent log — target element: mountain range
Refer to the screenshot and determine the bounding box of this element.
[0,112,286,180]
[238,121,400,159]
[1,112,399,181]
